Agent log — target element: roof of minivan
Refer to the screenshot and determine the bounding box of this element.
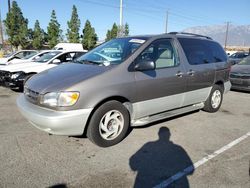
[119,32,213,41]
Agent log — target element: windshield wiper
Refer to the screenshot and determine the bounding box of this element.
[76,59,113,66]
[79,59,102,65]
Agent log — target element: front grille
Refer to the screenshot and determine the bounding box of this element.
[0,71,11,83]
[230,73,250,79]
[24,86,40,104]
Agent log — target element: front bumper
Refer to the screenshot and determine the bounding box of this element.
[230,78,250,92]
[0,71,11,86]
[17,94,93,135]
[6,72,27,89]
[6,79,23,89]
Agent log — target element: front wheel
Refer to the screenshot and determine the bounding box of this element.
[87,101,130,147]
[203,85,223,113]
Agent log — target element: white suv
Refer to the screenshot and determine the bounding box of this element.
[0,50,86,90]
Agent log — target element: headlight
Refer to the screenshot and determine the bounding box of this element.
[40,91,80,107]
[11,72,23,79]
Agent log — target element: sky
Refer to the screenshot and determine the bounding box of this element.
[0,0,250,40]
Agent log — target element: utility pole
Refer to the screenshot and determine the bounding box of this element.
[119,0,123,27]
[8,0,11,12]
[118,0,124,37]
[0,8,4,49]
[224,22,230,50]
[165,10,169,33]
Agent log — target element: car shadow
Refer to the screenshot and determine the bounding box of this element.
[129,127,194,188]
[47,184,67,188]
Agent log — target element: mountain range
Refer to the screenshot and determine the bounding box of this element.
[183,24,250,47]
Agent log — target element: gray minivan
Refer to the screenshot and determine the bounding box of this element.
[17,33,231,147]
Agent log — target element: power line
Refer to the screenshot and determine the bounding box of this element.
[124,0,225,24]
[77,0,226,28]
[125,9,163,23]
[76,0,119,9]
[152,0,225,23]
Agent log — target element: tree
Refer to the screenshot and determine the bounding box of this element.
[27,28,34,41]
[42,29,49,43]
[111,23,118,39]
[105,30,112,42]
[32,20,44,49]
[4,1,29,49]
[82,20,97,50]
[105,23,118,41]
[124,23,129,36]
[117,23,129,37]
[47,10,62,48]
[66,5,80,43]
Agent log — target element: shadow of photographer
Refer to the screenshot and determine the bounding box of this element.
[130,127,194,188]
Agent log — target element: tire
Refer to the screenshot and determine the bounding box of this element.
[203,85,223,113]
[87,101,130,147]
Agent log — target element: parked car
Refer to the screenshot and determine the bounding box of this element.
[226,50,237,56]
[17,33,231,147]
[0,50,38,65]
[0,50,85,91]
[228,51,249,65]
[6,50,51,65]
[53,43,87,51]
[230,56,250,91]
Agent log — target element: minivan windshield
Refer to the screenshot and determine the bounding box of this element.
[76,37,148,65]
[238,56,250,65]
[34,51,61,63]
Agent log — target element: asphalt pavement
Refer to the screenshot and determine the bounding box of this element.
[0,87,249,188]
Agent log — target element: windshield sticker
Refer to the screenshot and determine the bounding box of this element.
[129,39,146,44]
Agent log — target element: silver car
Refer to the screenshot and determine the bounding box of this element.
[230,56,250,91]
[17,33,231,147]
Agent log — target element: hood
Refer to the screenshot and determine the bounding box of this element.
[8,58,28,64]
[26,63,113,94]
[0,62,46,72]
[0,58,9,65]
[231,64,250,74]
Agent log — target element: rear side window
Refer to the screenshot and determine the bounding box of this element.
[178,38,227,65]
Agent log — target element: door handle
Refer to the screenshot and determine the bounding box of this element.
[176,71,183,77]
[187,70,195,76]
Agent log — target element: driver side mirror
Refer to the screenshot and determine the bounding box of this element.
[134,60,156,71]
[52,59,61,64]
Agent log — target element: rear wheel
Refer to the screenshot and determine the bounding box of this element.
[203,85,223,113]
[87,101,130,147]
